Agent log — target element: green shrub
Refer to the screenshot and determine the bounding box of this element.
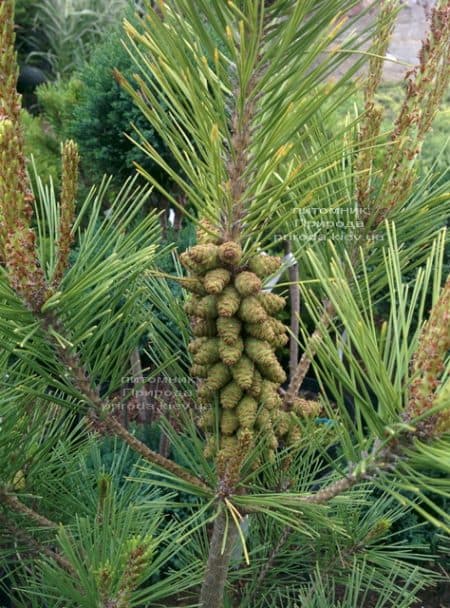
[64,26,173,190]
[36,77,84,139]
[22,109,60,187]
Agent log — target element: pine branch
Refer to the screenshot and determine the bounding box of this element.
[254,438,402,589]
[283,299,335,405]
[0,489,59,529]
[40,313,211,494]
[285,241,300,381]
[0,512,73,573]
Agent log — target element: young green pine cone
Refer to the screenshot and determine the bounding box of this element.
[205,362,232,391]
[217,286,241,317]
[231,355,254,390]
[190,364,210,378]
[220,434,239,458]
[245,338,278,367]
[248,369,262,398]
[245,321,276,343]
[291,397,321,417]
[192,317,217,337]
[204,436,217,458]
[221,410,239,435]
[198,409,215,430]
[260,380,282,410]
[239,296,267,323]
[258,292,286,314]
[183,276,206,296]
[220,381,243,409]
[197,381,213,404]
[236,395,258,428]
[192,338,220,365]
[204,268,231,294]
[196,218,221,245]
[258,360,287,384]
[286,425,302,446]
[180,247,218,274]
[196,295,219,319]
[217,316,241,344]
[184,295,201,316]
[256,408,271,431]
[188,337,208,354]
[187,243,220,271]
[248,254,282,278]
[267,432,279,450]
[273,410,291,437]
[219,337,244,366]
[218,241,242,266]
[267,318,289,347]
[267,449,276,464]
[234,271,262,296]
[237,427,254,450]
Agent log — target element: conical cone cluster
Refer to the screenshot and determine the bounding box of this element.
[183,221,301,465]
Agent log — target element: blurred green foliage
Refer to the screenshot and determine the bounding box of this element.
[25,25,174,194]
[22,109,61,187]
[68,27,173,189]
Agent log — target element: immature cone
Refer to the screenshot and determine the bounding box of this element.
[249,254,282,278]
[235,271,261,296]
[196,295,219,319]
[218,241,242,265]
[217,286,241,317]
[197,218,221,245]
[204,268,231,294]
[183,233,287,469]
[291,397,322,418]
[239,296,267,322]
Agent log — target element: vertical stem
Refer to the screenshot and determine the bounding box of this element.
[199,507,239,608]
[130,347,148,423]
[285,241,299,381]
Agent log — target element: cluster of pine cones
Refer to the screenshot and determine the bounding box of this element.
[181,221,314,467]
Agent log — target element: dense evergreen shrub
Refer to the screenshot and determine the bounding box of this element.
[67,26,174,190]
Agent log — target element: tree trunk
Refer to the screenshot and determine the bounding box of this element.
[199,507,239,608]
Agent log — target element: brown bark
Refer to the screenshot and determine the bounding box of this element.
[199,508,240,608]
